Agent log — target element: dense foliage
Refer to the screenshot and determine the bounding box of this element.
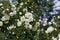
[0,0,60,40]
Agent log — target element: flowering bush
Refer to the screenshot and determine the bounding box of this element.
[0,0,60,40]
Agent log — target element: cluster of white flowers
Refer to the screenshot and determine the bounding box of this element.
[25,24,32,29]
[51,33,60,40]
[52,36,57,40]
[9,10,17,16]
[11,5,17,18]
[21,12,33,29]
[24,12,34,29]
[7,25,16,30]
[0,1,60,40]
[25,12,33,22]
[33,22,40,31]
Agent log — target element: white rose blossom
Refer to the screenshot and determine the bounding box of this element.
[0,21,3,26]
[25,24,32,30]
[20,16,25,22]
[9,10,17,16]
[20,2,24,6]
[28,24,32,29]
[17,21,22,26]
[52,36,57,40]
[58,16,60,19]
[7,25,16,30]
[35,22,40,27]
[45,26,54,33]
[1,15,10,21]
[19,12,22,15]
[25,12,33,22]
[0,3,3,6]
[25,12,33,18]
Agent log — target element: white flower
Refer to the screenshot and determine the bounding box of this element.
[43,20,47,26]
[59,39,60,40]
[43,23,47,26]
[58,16,60,19]
[35,22,40,27]
[25,12,34,22]
[9,12,14,16]
[48,22,52,25]
[25,12,33,18]
[52,37,57,40]
[39,19,42,22]
[12,32,15,35]
[0,21,3,26]
[28,24,32,29]
[45,26,54,33]
[25,24,32,30]
[11,4,15,7]
[31,11,33,13]
[9,11,16,16]
[53,38,57,40]
[17,21,22,26]
[29,17,33,22]
[58,33,60,39]
[7,25,16,30]
[1,7,4,9]
[20,2,24,6]
[20,16,25,22]
[54,28,57,31]
[11,7,16,11]
[6,8,9,11]
[1,15,10,21]
[13,10,17,15]
[53,22,56,25]
[0,3,3,6]
[19,12,22,15]
[25,2,27,4]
